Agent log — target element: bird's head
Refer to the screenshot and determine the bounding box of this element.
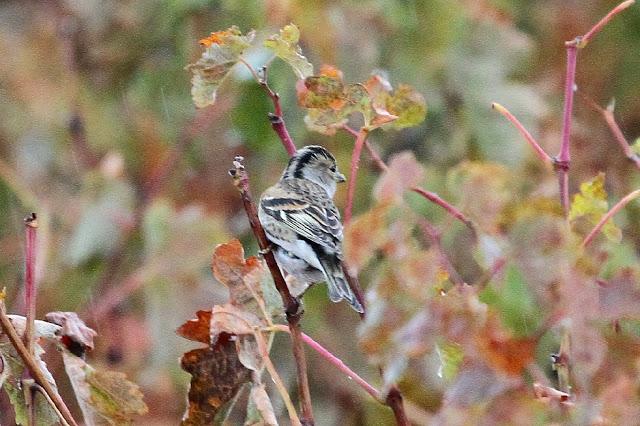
[283,145,346,197]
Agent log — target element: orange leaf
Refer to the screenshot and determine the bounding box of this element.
[176,310,212,345]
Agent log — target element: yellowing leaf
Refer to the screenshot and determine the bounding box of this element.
[85,366,148,424]
[383,84,427,129]
[569,173,622,243]
[186,26,255,108]
[264,24,313,79]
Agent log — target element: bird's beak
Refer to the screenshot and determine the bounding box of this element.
[335,172,346,183]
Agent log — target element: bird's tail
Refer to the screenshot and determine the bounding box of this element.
[319,258,364,313]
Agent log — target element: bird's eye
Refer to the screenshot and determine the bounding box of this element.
[330,166,336,172]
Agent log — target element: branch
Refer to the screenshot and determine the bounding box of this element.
[228,158,314,425]
[578,0,635,48]
[557,0,635,214]
[344,128,369,223]
[344,127,475,232]
[270,324,382,402]
[579,94,640,170]
[272,322,410,425]
[239,59,297,156]
[581,189,640,248]
[491,103,553,166]
[23,213,38,356]
[0,302,77,426]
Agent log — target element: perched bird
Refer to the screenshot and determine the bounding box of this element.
[258,145,363,313]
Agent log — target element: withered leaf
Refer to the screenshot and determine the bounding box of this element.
[210,303,262,343]
[373,151,426,203]
[181,336,251,425]
[249,383,278,426]
[45,311,97,355]
[177,310,212,345]
[599,269,640,320]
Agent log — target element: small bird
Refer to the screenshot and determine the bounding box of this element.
[258,145,363,313]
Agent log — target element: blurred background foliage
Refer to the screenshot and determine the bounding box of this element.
[1,0,640,424]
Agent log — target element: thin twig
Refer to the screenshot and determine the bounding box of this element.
[579,0,636,48]
[239,59,297,156]
[254,330,301,425]
[579,93,640,170]
[23,214,38,357]
[417,218,465,286]
[345,129,369,223]
[270,324,382,402]
[582,189,640,248]
[229,158,314,425]
[491,103,553,165]
[557,44,577,216]
[0,302,78,426]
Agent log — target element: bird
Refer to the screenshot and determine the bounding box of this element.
[258,145,364,313]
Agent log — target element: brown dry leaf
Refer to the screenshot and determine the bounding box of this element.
[373,151,426,203]
[45,311,97,355]
[176,310,212,345]
[443,362,520,407]
[181,335,251,425]
[211,239,266,307]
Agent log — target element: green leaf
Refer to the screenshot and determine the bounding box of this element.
[264,24,313,79]
[436,341,464,381]
[480,265,540,337]
[632,138,640,156]
[383,84,427,129]
[186,26,255,108]
[569,172,622,242]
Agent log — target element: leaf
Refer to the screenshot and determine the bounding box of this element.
[186,26,255,108]
[436,341,464,381]
[631,137,640,156]
[444,362,520,407]
[211,239,269,309]
[381,84,427,128]
[569,172,622,243]
[479,265,540,337]
[45,311,97,355]
[373,151,426,202]
[61,350,147,425]
[181,336,251,425]
[236,335,262,372]
[0,340,60,425]
[343,203,392,273]
[599,268,640,320]
[249,383,278,426]
[177,310,212,345]
[264,24,313,79]
[210,304,262,342]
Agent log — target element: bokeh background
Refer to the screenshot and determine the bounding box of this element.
[1,0,640,424]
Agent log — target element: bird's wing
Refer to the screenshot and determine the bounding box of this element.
[260,182,342,254]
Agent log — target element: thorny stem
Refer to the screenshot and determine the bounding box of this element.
[344,126,475,231]
[491,103,553,165]
[579,94,640,170]
[344,129,369,223]
[229,158,314,425]
[582,189,640,248]
[0,302,78,426]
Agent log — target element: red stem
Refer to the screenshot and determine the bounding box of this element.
[344,129,369,223]
[23,213,37,355]
[273,324,382,401]
[557,44,578,215]
[580,0,636,47]
[582,189,640,248]
[491,103,552,165]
